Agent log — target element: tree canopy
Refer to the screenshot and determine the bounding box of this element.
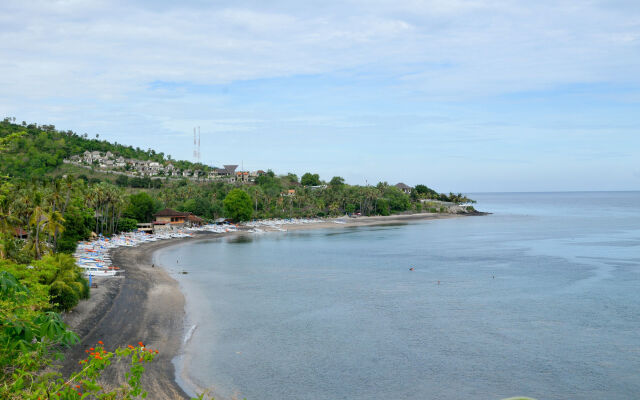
[223,189,253,222]
[301,172,321,186]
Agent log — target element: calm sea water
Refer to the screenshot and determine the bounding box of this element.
[155,192,640,400]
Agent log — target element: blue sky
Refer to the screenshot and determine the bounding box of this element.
[1,0,639,192]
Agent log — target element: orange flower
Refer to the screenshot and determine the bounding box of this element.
[128,345,134,349]
[90,347,94,351]
[75,385,81,389]
[138,341,144,347]
[139,357,143,363]
[98,340,103,345]
[155,350,159,353]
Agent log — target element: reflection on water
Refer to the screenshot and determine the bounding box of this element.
[227,234,254,244]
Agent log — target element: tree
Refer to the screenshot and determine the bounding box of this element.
[223,189,253,222]
[118,217,138,232]
[124,192,155,223]
[115,174,129,187]
[414,184,438,199]
[282,172,298,184]
[301,172,320,186]
[329,176,345,187]
[56,200,92,253]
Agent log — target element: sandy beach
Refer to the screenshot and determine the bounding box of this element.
[60,237,197,399]
[60,211,482,399]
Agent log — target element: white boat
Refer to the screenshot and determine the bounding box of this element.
[81,266,118,277]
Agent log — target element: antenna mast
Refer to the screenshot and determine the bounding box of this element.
[193,127,197,162]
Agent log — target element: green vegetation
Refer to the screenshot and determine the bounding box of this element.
[223,188,253,221]
[1,118,476,226]
[301,172,321,186]
[0,119,477,397]
[0,254,164,399]
[0,117,209,180]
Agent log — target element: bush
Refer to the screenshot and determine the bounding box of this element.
[115,174,129,187]
[69,280,89,300]
[49,280,79,311]
[377,198,390,216]
[118,217,138,232]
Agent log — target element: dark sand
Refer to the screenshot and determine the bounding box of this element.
[60,211,484,399]
[60,237,201,399]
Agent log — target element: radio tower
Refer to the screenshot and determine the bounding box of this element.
[193,126,202,163]
[193,127,197,162]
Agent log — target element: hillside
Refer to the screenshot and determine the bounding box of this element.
[0,118,475,222]
[0,118,209,179]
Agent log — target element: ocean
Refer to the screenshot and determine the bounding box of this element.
[155,192,640,400]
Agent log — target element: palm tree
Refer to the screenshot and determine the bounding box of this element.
[0,198,20,259]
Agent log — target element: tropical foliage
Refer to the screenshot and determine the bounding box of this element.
[1,118,477,398]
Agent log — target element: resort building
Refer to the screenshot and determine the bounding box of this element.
[395,182,413,194]
[154,208,189,224]
[153,208,205,231]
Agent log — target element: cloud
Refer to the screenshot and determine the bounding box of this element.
[1,1,639,191]
[1,0,638,101]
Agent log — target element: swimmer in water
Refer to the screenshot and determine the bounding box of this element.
[409,267,414,271]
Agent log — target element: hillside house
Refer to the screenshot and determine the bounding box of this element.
[395,182,413,194]
[236,171,250,182]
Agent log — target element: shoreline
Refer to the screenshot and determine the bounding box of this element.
[60,237,199,399]
[61,211,483,399]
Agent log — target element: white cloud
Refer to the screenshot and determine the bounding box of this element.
[1,0,639,191]
[1,0,638,101]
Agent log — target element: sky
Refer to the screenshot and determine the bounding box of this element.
[0,0,639,192]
